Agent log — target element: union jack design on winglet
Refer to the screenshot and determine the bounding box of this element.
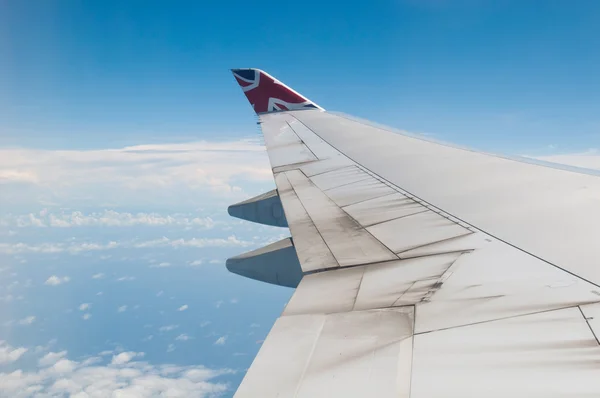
[231,68,323,114]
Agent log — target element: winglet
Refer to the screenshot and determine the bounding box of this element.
[231,68,323,114]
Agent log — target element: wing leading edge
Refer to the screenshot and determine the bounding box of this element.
[227,69,600,397]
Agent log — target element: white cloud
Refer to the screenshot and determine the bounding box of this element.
[34,340,57,355]
[167,344,176,353]
[38,351,68,367]
[44,275,70,286]
[215,300,223,309]
[1,347,233,397]
[4,210,217,229]
[0,341,27,364]
[18,316,36,326]
[110,351,143,365]
[81,356,102,367]
[133,235,253,249]
[156,290,164,297]
[50,358,78,374]
[177,305,189,312]
[116,276,135,282]
[175,334,191,341]
[82,314,91,320]
[142,335,154,342]
[529,149,600,170]
[0,235,255,255]
[200,321,211,328]
[230,298,238,304]
[0,294,14,302]
[0,169,38,183]
[214,336,227,346]
[159,325,179,332]
[78,303,90,311]
[91,273,104,279]
[117,305,128,313]
[189,260,204,266]
[0,139,271,210]
[152,261,171,268]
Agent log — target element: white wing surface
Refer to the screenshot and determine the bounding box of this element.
[227,69,600,397]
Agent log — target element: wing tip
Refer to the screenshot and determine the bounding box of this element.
[231,68,323,114]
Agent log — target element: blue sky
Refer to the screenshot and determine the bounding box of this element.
[2,0,600,396]
[3,0,600,152]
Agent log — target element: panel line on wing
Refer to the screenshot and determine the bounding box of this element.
[391,281,419,308]
[323,178,398,208]
[339,191,399,209]
[300,164,354,178]
[411,307,600,397]
[284,169,398,267]
[292,315,326,397]
[350,267,368,312]
[310,166,372,191]
[274,172,339,272]
[356,209,430,229]
[286,174,341,270]
[396,233,477,259]
[413,304,597,336]
[272,159,320,173]
[286,120,320,160]
[356,164,476,230]
[301,248,475,276]
[321,175,374,192]
[579,305,600,346]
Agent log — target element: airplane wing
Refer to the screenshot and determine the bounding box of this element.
[226,68,600,397]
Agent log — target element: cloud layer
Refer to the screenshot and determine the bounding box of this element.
[0,139,272,209]
[2,210,216,229]
[44,276,70,286]
[0,235,256,255]
[0,341,27,365]
[529,149,600,171]
[0,348,234,398]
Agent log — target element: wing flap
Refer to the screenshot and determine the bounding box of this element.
[273,156,353,176]
[366,211,472,254]
[342,193,426,227]
[323,177,397,207]
[415,240,600,333]
[235,308,414,398]
[284,253,462,316]
[412,308,600,398]
[310,166,372,191]
[275,172,339,272]
[284,169,397,267]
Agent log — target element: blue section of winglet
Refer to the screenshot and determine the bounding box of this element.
[232,69,255,80]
